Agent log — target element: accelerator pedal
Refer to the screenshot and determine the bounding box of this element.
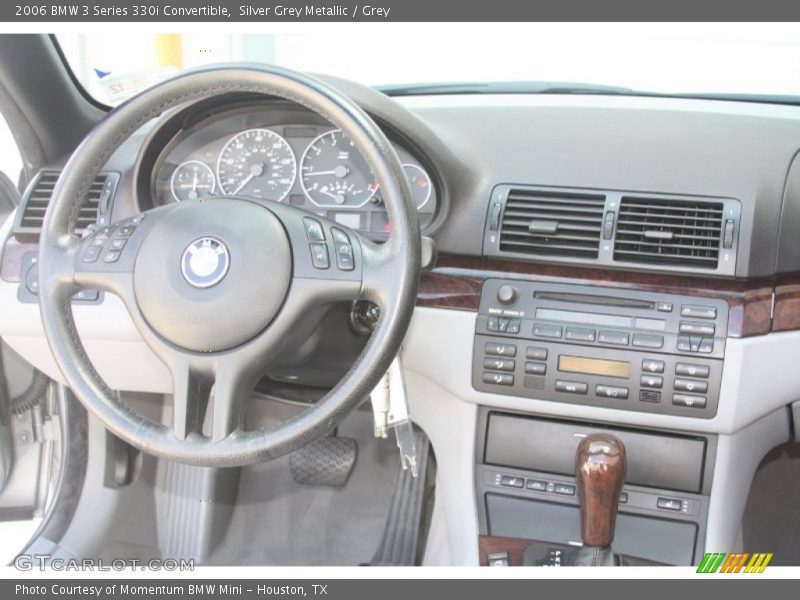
[289,436,357,487]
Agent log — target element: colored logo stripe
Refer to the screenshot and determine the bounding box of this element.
[697,552,773,573]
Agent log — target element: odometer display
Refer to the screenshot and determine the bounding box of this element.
[216,128,296,201]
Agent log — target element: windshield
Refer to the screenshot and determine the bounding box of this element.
[57,24,800,106]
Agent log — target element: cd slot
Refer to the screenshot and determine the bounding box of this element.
[533,291,655,309]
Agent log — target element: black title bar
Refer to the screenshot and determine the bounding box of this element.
[4,0,800,22]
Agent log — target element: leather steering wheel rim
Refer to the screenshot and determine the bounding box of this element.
[38,65,421,467]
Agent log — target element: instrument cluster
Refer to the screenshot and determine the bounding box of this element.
[152,108,438,236]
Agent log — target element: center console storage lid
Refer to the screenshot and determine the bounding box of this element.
[484,413,707,493]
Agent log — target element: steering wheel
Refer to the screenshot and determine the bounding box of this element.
[37,65,421,467]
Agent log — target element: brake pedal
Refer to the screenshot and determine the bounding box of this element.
[289,436,357,487]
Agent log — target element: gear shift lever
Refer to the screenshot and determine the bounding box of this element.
[571,433,627,566]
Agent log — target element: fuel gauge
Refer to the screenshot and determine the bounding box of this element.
[170,160,216,202]
[403,164,432,209]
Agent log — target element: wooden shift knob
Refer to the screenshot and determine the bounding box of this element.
[575,433,627,547]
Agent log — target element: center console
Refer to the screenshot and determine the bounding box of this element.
[471,280,725,565]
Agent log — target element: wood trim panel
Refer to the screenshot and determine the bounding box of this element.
[0,236,37,283]
[773,274,800,332]
[419,255,778,337]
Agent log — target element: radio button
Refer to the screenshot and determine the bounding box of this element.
[679,322,716,336]
[555,380,588,395]
[681,305,717,319]
[675,363,710,378]
[672,393,707,409]
[642,359,665,373]
[598,330,629,346]
[526,347,548,360]
[632,334,664,349]
[657,302,673,312]
[482,372,514,386]
[677,335,692,352]
[487,316,499,332]
[525,361,547,375]
[674,379,708,394]
[639,390,661,403]
[640,374,664,389]
[485,343,516,357]
[533,323,563,338]
[484,357,515,372]
[698,338,714,353]
[565,327,596,342]
[506,319,521,334]
[596,385,629,399]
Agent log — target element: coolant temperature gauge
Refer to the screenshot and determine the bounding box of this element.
[170,160,216,202]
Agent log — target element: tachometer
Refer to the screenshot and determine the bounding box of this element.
[216,128,296,201]
[300,129,378,207]
[170,160,215,202]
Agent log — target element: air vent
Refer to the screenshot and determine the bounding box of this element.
[15,170,117,236]
[498,188,606,259]
[613,197,724,269]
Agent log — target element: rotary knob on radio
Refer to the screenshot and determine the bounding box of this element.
[496,284,519,306]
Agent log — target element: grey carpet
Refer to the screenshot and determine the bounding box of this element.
[742,441,800,565]
[205,404,400,565]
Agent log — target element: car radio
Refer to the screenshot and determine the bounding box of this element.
[472,280,728,418]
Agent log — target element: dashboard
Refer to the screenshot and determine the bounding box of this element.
[4,67,800,566]
[150,106,439,237]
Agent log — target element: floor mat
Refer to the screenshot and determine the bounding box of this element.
[205,404,400,566]
[742,441,800,565]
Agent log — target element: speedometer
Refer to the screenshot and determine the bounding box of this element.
[300,129,378,207]
[216,128,296,201]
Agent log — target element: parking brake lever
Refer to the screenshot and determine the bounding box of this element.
[370,354,418,477]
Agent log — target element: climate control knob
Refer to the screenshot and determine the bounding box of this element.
[497,284,519,306]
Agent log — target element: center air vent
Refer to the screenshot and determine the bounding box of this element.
[14,170,118,237]
[498,188,606,259]
[613,197,725,269]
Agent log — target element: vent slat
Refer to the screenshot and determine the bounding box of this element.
[499,188,606,259]
[502,219,602,233]
[613,197,723,269]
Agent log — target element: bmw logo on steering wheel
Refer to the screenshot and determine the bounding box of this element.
[180,237,231,289]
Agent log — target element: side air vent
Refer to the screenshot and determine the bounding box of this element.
[613,197,725,269]
[498,188,606,259]
[14,170,118,237]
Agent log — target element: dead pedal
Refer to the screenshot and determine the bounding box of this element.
[289,436,357,487]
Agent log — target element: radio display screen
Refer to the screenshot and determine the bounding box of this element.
[558,355,630,379]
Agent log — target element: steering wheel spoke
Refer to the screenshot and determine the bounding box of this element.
[168,355,256,443]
